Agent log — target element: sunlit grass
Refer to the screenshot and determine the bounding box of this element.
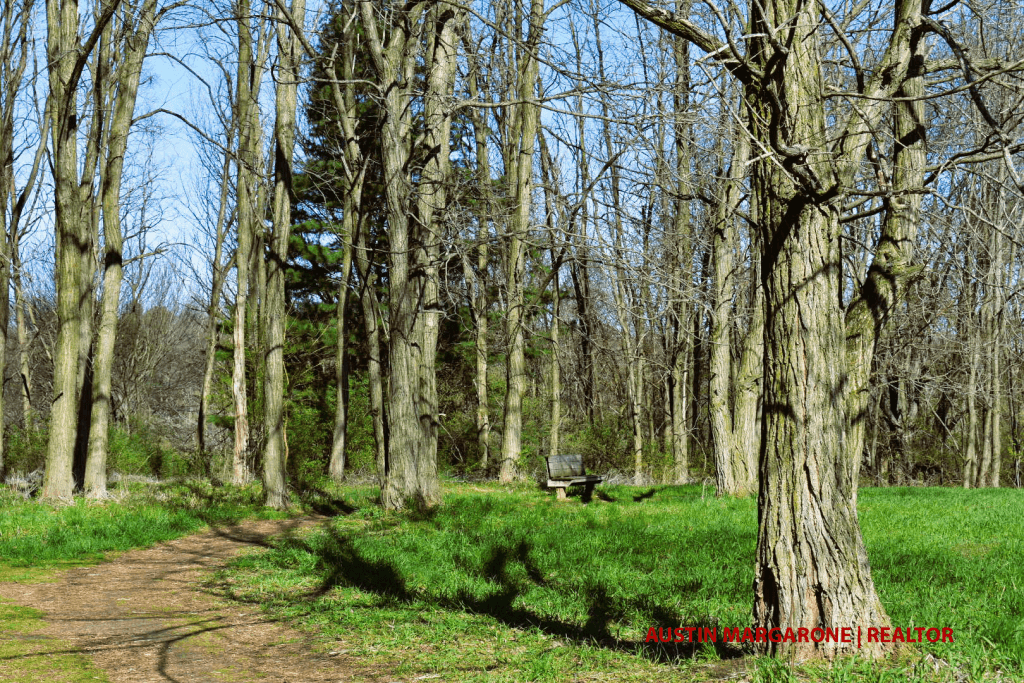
[0,480,290,573]
[2,479,1020,681]
[215,482,1024,682]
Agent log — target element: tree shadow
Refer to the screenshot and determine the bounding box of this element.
[296,487,359,517]
[633,488,657,502]
[295,522,744,665]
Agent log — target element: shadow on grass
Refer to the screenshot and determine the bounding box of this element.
[154,480,356,550]
[632,488,657,502]
[535,483,601,503]
[290,523,744,665]
[295,487,359,517]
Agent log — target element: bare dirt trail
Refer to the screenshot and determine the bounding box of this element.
[0,517,389,683]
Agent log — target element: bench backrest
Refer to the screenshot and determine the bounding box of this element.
[547,454,586,479]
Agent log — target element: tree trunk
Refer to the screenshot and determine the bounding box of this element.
[711,114,754,497]
[320,12,363,482]
[844,30,926,486]
[498,0,543,484]
[230,0,268,485]
[732,258,763,489]
[0,0,35,479]
[41,0,113,499]
[990,255,1003,488]
[410,1,461,501]
[549,269,560,456]
[327,220,354,482]
[198,153,234,461]
[754,193,890,657]
[15,257,32,429]
[263,0,305,509]
[538,136,563,458]
[353,222,387,483]
[358,0,445,510]
[747,0,916,656]
[666,4,692,486]
[964,331,980,487]
[84,0,158,497]
[462,42,491,469]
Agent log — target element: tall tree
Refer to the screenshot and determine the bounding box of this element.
[230,0,271,484]
[460,18,494,469]
[709,113,757,497]
[262,0,306,508]
[41,0,120,499]
[84,0,165,497]
[498,0,544,482]
[619,0,942,657]
[358,0,462,508]
[0,0,40,478]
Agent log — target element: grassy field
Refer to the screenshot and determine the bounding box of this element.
[211,483,1024,682]
[1,480,1021,681]
[0,480,289,580]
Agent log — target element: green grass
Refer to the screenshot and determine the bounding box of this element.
[0,598,111,682]
[214,483,1024,682]
[0,480,291,576]
[0,479,299,681]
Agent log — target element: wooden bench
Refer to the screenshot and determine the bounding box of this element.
[546,454,604,501]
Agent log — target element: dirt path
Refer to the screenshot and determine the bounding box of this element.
[0,517,389,683]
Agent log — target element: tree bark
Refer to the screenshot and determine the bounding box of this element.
[263,0,305,509]
[317,11,363,482]
[710,115,754,497]
[198,153,234,461]
[84,0,159,497]
[462,35,492,468]
[353,220,386,483]
[42,0,119,499]
[359,0,449,509]
[230,0,270,485]
[844,34,926,487]
[668,25,692,484]
[0,0,35,479]
[327,218,355,482]
[619,0,934,656]
[498,0,543,483]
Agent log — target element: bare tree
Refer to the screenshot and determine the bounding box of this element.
[0,0,43,476]
[358,0,463,508]
[262,0,306,508]
[84,0,169,497]
[229,0,272,485]
[619,0,950,657]
[496,0,544,483]
[41,0,121,499]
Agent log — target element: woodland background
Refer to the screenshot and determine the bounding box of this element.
[2,0,1024,501]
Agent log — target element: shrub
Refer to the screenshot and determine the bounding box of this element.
[5,425,48,476]
[108,420,195,479]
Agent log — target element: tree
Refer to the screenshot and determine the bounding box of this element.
[41,0,121,500]
[357,0,465,509]
[0,0,42,478]
[709,112,758,497]
[619,0,942,657]
[262,0,306,508]
[84,0,167,497]
[496,0,545,483]
[229,0,272,485]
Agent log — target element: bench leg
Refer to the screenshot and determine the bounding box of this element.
[582,483,595,503]
[555,486,567,500]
